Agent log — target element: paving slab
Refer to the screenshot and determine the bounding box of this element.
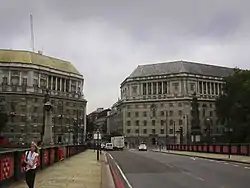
[9,150,101,188]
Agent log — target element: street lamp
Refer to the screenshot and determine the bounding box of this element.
[173,121,176,145]
[224,127,233,158]
[205,117,212,143]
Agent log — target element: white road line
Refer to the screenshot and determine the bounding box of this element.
[107,153,133,188]
[233,164,239,167]
[209,159,214,162]
[224,163,229,165]
[244,167,250,169]
[182,171,205,181]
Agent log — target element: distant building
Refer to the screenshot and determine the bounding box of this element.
[0,49,87,145]
[109,60,233,145]
[107,100,123,135]
[87,108,111,137]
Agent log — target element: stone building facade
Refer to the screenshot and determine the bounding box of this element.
[115,61,233,145]
[0,49,87,145]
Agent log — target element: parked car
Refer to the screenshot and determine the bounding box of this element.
[138,143,147,151]
[105,143,113,151]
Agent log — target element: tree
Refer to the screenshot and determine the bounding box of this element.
[216,68,250,142]
[0,111,8,133]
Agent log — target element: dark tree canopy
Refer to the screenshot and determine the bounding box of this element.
[0,112,8,133]
[216,68,250,142]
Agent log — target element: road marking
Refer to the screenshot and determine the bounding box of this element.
[244,167,250,169]
[190,157,196,160]
[233,164,239,167]
[107,153,133,188]
[224,163,229,165]
[182,171,205,181]
[209,159,214,162]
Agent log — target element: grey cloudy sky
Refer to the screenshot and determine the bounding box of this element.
[0,0,249,113]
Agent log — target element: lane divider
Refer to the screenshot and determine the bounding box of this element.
[106,152,133,188]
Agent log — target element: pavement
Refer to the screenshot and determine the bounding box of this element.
[9,150,101,188]
[107,149,250,188]
[153,149,250,164]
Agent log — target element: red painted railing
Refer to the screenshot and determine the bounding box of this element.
[166,144,250,156]
[0,144,87,186]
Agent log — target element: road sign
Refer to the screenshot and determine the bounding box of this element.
[94,132,101,140]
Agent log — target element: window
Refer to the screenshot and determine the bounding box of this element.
[143,129,147,134]
[136,120,139,126]
[2,76,8,85]
[158,82,162,94]
[169,103,173,107]
[152,129,156,134]
[178,110,182,116]
[173,83,179,91]
[143,120,147,126]
[210,111,213,117]
[153,82,157,94]
[143,111,147,117]
[135,112,139,117]
[163,81,167,94]
[169,111,173,116]
[135,129,139,133]
[169,129,173,134]
[127,129,131,133]
[22,78,27,85]
[148,83,152,95]
[152,120,155,126]
[179,119,183,125]
[127,112,130,117]
[152,110,156,117]
[161,120,165,126]
[160,111,164,116]
[127,121,131,126]
[178,103,182,107]
[143,83,147,95]
[190,84,195,91]
[160,129,164,134]
[169,119,173,126]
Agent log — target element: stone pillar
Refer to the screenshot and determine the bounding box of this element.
[38,73,41,87]
[43,109,53,145]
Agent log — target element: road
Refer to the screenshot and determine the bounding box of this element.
[108,149,250,188]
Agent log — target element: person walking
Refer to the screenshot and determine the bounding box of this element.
[23,141,39,188]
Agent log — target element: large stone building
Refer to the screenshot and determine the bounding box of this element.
[0,49,87,145]
[86,108,111,137]
[109,61,234,145]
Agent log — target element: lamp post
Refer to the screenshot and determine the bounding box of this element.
[173,121,176,145]
[41,89,52,145]
[224,127,233,158]
[205,117,212,143]
[165,111,168,147]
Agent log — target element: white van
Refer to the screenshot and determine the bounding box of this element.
[105,143,113,151]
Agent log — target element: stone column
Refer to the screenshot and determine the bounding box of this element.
[55,77,58,91]
[51,76,53,90]
[60,78,62,91]
[43,109,53,145]
[38,73,41,87]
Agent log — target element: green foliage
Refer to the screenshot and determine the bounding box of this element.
[0,112,8,133]
[216,68,250,142]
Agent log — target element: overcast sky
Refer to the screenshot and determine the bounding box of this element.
[0,0,249,113]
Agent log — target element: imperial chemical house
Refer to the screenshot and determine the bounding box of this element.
[0,49,87,145]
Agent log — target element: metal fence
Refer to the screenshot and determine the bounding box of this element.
[0,144,87,187]
[166,144,250,156]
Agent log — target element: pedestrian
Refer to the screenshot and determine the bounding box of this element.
[23,141,39,188]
